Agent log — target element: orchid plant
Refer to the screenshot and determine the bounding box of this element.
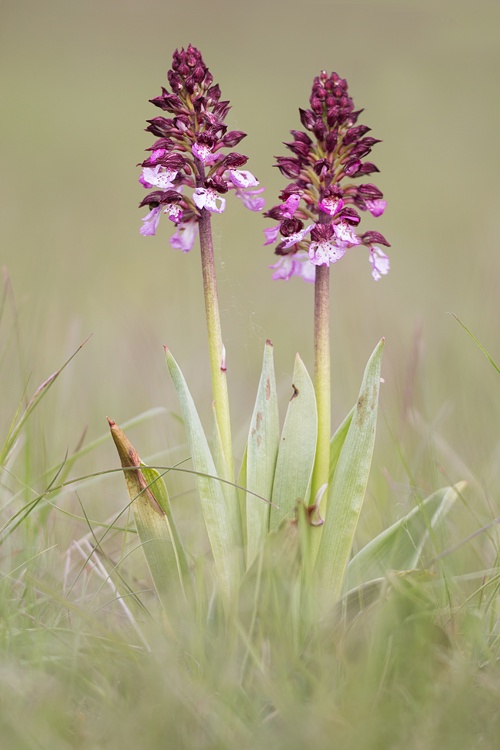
[109,46,462,640]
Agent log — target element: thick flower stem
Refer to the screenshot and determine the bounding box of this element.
[310,263,331,518]
[198,207,234,479]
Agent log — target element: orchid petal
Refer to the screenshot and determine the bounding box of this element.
[369,246,390,280]
[193,188,226,214]
[228,169,260,188]
[308,239,346,267]
[140,206,162,237]
[170,221,198,252]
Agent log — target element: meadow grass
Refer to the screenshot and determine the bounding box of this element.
[2,274,500,750]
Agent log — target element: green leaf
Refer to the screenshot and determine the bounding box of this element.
[140,465,193,596]
[315,338,385,601]
[237,444,248,549]
[329,406,355,485]
[246,341,280,567]
[108,420,192,614]
[345,482,465,591]
[165,348,243,601]
[270,354,317,531]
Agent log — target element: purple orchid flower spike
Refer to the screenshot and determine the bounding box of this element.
[265,70,390,280]
[138,44,265,250]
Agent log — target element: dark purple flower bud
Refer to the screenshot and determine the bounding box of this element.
[205,176,229,194]
[221,152,248,168]
[173,114,190,132]
[192,64,205,83]
[159,190,183,204]
[350,142,374,160]
[154,153,186,171]
[222,131,247,147]
[357,183,384,200]
[146,137,174,152]
[343,158,362,176]
[325,132,338,153]
[284,139,310,159]
[184,73,198,94]
[336,206,360,225]
[274,157,301,178]
[299,108,315,131]
[210,122,227,139]
[207,84,221,105]
[326,107,342,129]
[343,125,371,145]
[192,96,208,115]
[347,109,364,126]
[167,70,183,92]
[313,158,330,176]
[290,130,313,146]
[313,120,327,141]
[360,231,390,247]
[146,117,175,138]
[264,204,285,220]
[279,184,302,201]
[310,223,334,241]
[360,137,381,149]
[196,131,216,149]
[212,101,231,120]
[310,96,323,115]
[353,162,379,176]
[280,217,304,236]
[149,90,183,112]
[139,190,168,208]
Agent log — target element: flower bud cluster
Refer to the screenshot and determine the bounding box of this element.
[139,45,265,251]
[265,71,390,281]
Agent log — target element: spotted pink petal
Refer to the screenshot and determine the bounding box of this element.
[318,196,344,216]
[333,221,360,246]
[193,188,226,214]
[308,239,346,267]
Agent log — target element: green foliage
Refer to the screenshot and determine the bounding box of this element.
[315,338,385,600]
[346,482,465,591]
[165,347,244,602]
[269,352,317,531]
[245,340,279,567]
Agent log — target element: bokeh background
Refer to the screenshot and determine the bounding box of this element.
[1,0,499,511]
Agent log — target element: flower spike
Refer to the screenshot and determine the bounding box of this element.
[138,45,265,243]
[265,70,390,280]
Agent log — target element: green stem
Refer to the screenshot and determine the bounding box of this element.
[197,206,234,479]
[310,262,331,514]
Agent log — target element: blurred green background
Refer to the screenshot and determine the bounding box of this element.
[1,0,499,490]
